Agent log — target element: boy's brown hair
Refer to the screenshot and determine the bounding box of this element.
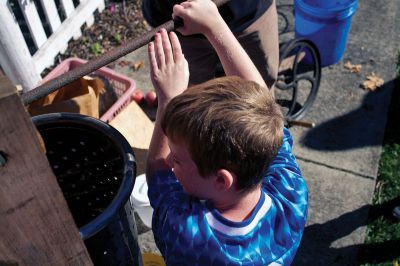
[161,76,284,193]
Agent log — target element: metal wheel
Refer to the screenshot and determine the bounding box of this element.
[275,38,321,120]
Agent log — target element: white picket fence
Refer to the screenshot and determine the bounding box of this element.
[0,0,105,92]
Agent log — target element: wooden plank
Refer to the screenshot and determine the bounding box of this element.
[0,77,92,265]
[279,51,306,73]
[110,101,154,175]
[17,0,47,49]
[78,0,95,27]
[85,13,95,27]
[85,0,104,31]
[39,0,62,33]
[33,0,104,73]
[110,101,153,150]
[0,1,41,91]
[97,0,105,12]
[38,1,68,56]
[61,0,75,16]
[60,0,82,39]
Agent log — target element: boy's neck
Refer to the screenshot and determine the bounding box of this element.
[212,186,262,222]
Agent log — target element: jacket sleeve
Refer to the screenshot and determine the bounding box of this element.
[263,128,308,255]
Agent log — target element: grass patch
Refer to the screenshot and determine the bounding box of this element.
[359,53,400,265]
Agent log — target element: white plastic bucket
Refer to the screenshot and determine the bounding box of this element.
[130,174,153,228]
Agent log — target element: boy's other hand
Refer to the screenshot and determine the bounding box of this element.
[172,0,224,36]
[148,29,189,106]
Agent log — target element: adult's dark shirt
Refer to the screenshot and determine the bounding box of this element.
[142,0,273,33]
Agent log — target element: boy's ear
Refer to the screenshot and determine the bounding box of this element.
[214,169,235,191]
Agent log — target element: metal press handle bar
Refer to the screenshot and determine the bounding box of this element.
[22,0,230,105]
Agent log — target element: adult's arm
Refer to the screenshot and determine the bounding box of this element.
[173,0,268,89]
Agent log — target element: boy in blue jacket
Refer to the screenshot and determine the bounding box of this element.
[145,1,308,265]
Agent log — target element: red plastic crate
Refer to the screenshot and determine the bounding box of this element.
[43,57,136,123]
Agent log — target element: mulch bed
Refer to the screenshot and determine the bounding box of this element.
[44,0,150,75]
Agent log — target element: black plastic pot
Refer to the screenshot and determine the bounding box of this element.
[32,113,141,266]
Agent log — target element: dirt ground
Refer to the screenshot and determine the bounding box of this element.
[45,0,149,74]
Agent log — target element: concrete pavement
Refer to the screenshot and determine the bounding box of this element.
[112,0,400,264]
[290,0,400,264]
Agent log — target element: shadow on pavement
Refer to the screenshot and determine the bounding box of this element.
[300,80,395,151]
[293,196,400,265]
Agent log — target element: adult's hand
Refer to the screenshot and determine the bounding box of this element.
[172,0,224,37]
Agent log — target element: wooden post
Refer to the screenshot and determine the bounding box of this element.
[0,77,92,265]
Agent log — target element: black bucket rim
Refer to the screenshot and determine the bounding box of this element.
[32,112,136,240]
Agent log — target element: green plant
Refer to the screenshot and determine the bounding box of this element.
[360,143,400,265]
[82,36,89,44]
[90,42,103,56]
[360,50,400,266]
[114,33,122,44]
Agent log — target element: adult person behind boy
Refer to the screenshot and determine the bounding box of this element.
[146,1,307,265]
[142,0,279,88]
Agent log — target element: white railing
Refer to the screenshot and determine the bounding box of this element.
[0,0,105,92]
